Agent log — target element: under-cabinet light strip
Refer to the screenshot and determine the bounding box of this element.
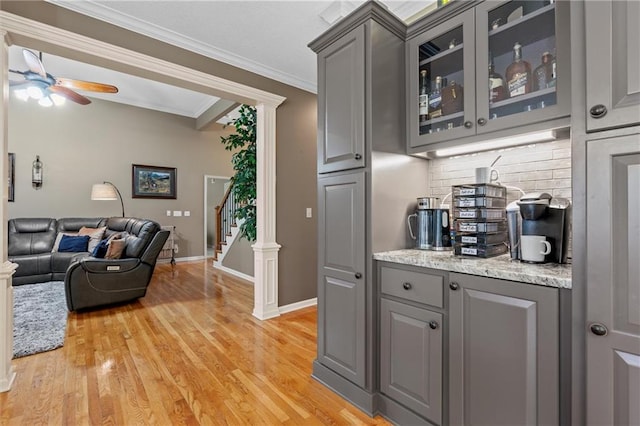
[434,130,556,157]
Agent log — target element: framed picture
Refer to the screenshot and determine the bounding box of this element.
[132,164,177,199]
[8,153,15,202]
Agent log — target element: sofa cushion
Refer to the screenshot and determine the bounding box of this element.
[103,218,160,258]
[11,253,52,277]
[52,252,88,274]
[52,232,78,252]
[57,217,106,233]
[105,238,127,259]
[8,218,57,256]
[78,226,106,252]
[58,235,90,252]
[91,239,110,258]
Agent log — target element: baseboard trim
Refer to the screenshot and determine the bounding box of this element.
[213,264,255,283]
[279,298,317,314]
[158,255,206,264]
[312,360,376,416]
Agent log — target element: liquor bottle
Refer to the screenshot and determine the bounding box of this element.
[428,76,443,119]
[488,53,508,103]
[442,79,464,115]
[419,69,429,122]
[533,51,554,91]
[505,42,532,98]
[547,57,557,88]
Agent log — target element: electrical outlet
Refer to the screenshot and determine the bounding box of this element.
[173,210,182,217]
[173,244,179,253]
[166,210,172,216]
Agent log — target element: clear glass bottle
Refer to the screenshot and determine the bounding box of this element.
[533,51,554,91]
[419,69,429,122]
[428,76,443,119]
[488,52,508,103]
[547,57,557,88]
[505,42,532,98]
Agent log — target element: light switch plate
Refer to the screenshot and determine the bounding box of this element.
[173,210,182,217]
[184,211,191,217]
[166,210,172,216]
[306,208,312,218]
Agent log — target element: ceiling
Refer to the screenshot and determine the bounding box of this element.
[9,1,435,122]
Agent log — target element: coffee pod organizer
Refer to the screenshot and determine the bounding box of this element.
[451,183,508,258]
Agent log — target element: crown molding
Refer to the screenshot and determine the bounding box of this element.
[0,11,286,108]
[48,0,317,93]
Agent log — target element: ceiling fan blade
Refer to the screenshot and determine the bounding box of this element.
[22,49,47,78]
[56,77,119,93]
[49,85,92,105]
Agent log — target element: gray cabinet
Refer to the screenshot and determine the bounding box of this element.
[449,272,559,426]
[317,172,366,386]
[585,132,640,425]
[317,25,365,174]
[379,264,446,425]
[585,0,640,132]
[407,0,571,151]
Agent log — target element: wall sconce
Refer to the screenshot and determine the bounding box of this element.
[32,155,43,189]
[91,181,125,217]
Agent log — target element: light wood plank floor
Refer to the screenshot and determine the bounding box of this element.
[0,260,391,425]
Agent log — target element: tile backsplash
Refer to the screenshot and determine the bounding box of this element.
[427,138,571,206]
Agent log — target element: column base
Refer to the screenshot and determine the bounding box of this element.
[252,242,281,320]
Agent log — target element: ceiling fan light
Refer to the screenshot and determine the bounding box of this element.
[50,93,66,106]
[27,86,43,100]
[38,96,53,107]
[14,89,29,101]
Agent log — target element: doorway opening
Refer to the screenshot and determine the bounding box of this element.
[204,175,231,259]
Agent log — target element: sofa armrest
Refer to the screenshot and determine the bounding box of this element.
[73,257,140,274]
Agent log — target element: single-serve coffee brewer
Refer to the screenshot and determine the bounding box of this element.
[407,197,452,251]
[513,192,571,263]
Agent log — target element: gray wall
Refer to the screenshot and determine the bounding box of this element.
[206,177,230,251]
[2,0,318,306]
[8,96,235,259]
[222,236,255,277]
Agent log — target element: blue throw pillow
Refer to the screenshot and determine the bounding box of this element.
[91,238,109,258]
[58,235,90,252]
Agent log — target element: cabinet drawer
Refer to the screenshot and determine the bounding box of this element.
[381,266,444,308]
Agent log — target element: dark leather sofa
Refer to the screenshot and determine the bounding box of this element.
[8,217,169,311]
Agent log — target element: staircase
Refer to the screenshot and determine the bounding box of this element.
[213,182,241,264]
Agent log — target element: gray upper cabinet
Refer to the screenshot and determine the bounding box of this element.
[586,132,640,425]
[449,273,559,426]
[317,172,366,386]
[585,0,640,132]
[407,0,571,150]
[317,25,366,173]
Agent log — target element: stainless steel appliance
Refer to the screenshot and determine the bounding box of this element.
[407,197,452,251]
[517,192,571,263]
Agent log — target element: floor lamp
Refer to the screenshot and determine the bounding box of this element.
[91,181,125,217]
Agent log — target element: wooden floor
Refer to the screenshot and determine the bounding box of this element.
[0,260,391,425]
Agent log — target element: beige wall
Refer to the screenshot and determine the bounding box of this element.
[2,1,319,306]
[8,97,236,259]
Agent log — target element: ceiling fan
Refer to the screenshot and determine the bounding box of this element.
[9,49,118,107]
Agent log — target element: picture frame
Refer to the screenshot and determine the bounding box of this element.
[132,164,177,199]
[8,153,15,202]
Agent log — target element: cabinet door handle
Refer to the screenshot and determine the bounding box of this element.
[589,104,607,119]
[464,121,473,129]
[354,153,362,160]
[449,282,459,290]
[590,323,608,336]
[402,282,412,290]
[429,320,439,330]
[477,118,487,126]
[355,272,362,279]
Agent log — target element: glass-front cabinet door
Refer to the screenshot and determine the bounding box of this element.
[475,0,570,134]
[407,9,475,147]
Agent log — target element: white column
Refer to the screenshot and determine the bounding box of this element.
[252,103,281,320]
[0,32,16,392]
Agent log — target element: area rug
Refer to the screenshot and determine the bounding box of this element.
[13,281,68,358]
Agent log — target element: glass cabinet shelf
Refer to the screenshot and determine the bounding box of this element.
[419,43,464,66]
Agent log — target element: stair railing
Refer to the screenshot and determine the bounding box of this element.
[214,182,238,256]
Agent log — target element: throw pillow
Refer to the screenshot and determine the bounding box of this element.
[51,232,78,252]
[105,238,127,259]
[91,238,110,258]
[78,226,106,252]
[58,235,90,252]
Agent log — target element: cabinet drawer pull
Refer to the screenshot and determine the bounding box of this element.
[355,272,362,279]
[429,320,439,330]
[449,282,459,291]
[402,282,412,290]
[590,323,608,336]
[589,104,607,119]
[477,117,487,126]
[354,153,362,160]
[464,121,473,129]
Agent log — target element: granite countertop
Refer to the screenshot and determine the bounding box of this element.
[373,249,572,289]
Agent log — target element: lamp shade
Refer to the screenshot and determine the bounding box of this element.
[91,183,118,200]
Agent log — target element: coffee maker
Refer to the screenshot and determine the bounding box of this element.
[516,192,571,263]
